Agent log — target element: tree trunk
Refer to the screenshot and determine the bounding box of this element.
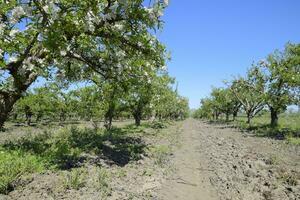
[214,111,219,121]
[36,113,42,122]
[26,115,32,126]
[135,117,141,126]
[134,112,141,126]
[59,110,67,125]
[246,112,251,125]
[25,105,33,126]
[0,67,38,131]
[226,112,230,122]
[150,112,156,122]
[0,116,5,131]
[91,118,99,130]
[104,102,115,130]
[270,107,279,127]
[13,113,18,121]
[104,112,113,130]
[0,93,23,131]
[233,111,238,121]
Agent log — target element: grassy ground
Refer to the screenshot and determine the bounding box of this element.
[0,120,133,144]
[232,113,300,145]
[206,112,300,145]
[0,120,180,198]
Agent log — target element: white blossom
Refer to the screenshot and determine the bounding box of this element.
[101,13,113,21]
[23,5,33,15]
[49,2,61,19]
[23,58,35,72]
[37,33,43,41]
[145,8,154,14]
[157,9,164,17]
[10,6,25,23]
[37,58,45,64]
[9,29,19,38]
[27,63,35,71]
[66,44,72,52]
[60,50,67,56]
[85,10,95,32]
[74,20,79,26]
[110,2,119,13]
[117,63,122,68]
[114,24,124,31]
[161,65,167,71]
[0,23,6,35]
[18,66,27,75]
[43,5,49,13]
[8,55,18,63]
[71,52,80,58]
[53,59,59,65]
[0,49,3,59]
[137,42,143,47]
[116,50,125,58]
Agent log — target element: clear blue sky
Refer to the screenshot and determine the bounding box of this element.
[158,0,300,109]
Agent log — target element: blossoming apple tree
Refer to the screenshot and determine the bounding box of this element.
[0,0,168,130]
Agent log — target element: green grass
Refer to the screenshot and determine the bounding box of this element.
[286,137,300,145]
[232,113,300,142]
[95,167,112,197]
[149,145,171,167]
[251,113,300,130]
[0,148,45,194]
[63,167,87,190]
[0,121,161,194]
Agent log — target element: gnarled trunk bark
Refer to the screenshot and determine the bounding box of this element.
[0,32,41,131]
[0,92,23,131]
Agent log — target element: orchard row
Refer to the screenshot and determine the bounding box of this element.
[193,43,300,127]
[12,74,189,129]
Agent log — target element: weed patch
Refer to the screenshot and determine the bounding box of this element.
[63,167,87,190]
[150,145,171,167]
[96,168,112,197]
[0,148,44,194]
[0,125,149,194]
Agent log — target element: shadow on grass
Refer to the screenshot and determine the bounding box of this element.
[246,125,300,140]
[2,126,147,169]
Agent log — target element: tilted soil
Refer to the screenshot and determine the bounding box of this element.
[1,119,299,200]
[157,119,300,200]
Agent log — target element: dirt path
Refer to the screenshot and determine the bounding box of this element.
[158,119,218,200]
[157,119,300,200]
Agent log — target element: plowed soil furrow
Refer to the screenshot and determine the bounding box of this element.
[158,119,300,200]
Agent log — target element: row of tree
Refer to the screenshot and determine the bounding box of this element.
[12,72,189,129]
[193,43,300,127]
[0,0,185,130]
